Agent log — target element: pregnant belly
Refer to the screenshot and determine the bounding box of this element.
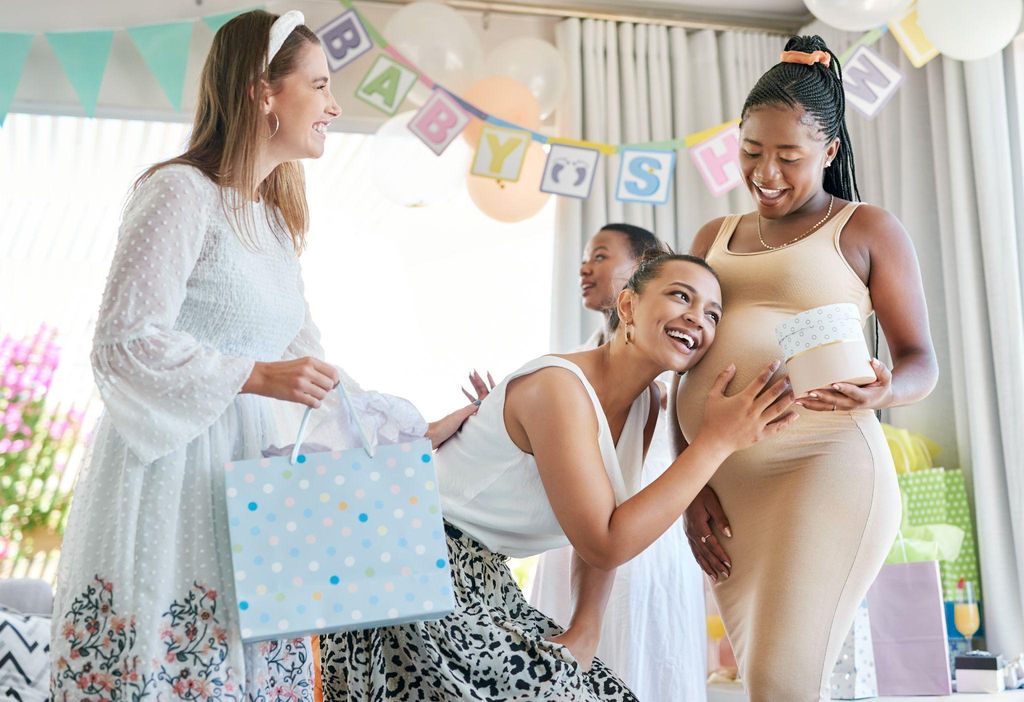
[676,306,790,443]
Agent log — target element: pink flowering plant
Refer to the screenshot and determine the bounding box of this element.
[0,325,85,560]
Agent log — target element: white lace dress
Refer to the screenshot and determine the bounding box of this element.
[50,164,371,701]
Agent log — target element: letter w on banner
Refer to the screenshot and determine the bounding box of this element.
[844,45,903,119]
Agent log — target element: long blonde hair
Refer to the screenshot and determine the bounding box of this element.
[139,10,319,253]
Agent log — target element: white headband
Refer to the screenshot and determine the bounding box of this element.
[267,10,305,68]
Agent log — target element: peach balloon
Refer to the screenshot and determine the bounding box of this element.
[461,76,542,147]
[467,142,550,223]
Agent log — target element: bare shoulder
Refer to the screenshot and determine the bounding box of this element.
[846,203,911,246]
[691,216,730,258]
[505,366,594,417]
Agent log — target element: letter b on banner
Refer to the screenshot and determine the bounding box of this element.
[317,10,372,73]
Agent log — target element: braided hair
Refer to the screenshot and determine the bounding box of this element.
[742,35,860,202]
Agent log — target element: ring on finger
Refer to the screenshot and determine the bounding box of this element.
[700,533,713,543]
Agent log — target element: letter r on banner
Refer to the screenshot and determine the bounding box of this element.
[689,125,741,197]
[316,10,372,73]
[408,89,470,155]
[843,45,903,119]
[615,149,676,205]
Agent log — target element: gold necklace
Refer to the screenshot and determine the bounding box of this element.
[757,194,835,251]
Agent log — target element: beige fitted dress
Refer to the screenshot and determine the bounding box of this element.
[676,204,900,702]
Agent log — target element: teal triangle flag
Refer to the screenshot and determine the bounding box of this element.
[45,30,114,117]
[203,7,260,33]
[0,33,33,127]
[128,22,194,110]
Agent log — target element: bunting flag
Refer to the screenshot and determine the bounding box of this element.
[127,22,194,110]
[843,45,904,119]
[45,30,114,117]
[0,33,33,126]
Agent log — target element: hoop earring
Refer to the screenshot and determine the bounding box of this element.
[624,323,635,345]
[267,111,280,139]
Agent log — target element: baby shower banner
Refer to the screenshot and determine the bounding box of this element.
[0,1,944,202]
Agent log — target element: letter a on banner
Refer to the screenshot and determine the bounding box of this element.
[541,144,600,199]
[356,55,417,115]
[616,149,676,205]
[317,10,372,73]
[689,125,742,197]
[843,45,903,119]
[471,126,529,182]
[408,89,470,155]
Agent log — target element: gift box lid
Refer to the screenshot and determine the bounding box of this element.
[775,303,866,360]
[955,653,1003,670]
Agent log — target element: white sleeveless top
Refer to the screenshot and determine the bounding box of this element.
[437,355,650,558]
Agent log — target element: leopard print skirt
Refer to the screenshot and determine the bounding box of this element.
[319,523,638,701]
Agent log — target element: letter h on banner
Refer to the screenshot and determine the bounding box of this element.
[689,125,742,197]
[843,45,903,119]
[317,10,372,73]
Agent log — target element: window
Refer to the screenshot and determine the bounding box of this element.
[0,113,555,578]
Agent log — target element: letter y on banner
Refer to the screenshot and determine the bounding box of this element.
[408,89,470,155]
[471,126,530,181]
[317,10,372,73]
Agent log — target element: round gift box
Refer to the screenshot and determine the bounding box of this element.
[775,303,875,398]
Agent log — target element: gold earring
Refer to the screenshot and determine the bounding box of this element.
[624,323,635,345]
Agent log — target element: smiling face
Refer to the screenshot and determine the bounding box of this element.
[579,228,638,311]
[265,41,341,160]
[619,259,723,373]
[740,105,839,219]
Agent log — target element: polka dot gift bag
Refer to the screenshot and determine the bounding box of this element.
[223,383,455,642]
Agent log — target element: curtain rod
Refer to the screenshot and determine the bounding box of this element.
[353,0,806,35]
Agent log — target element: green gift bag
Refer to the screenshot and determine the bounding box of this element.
[897,467,980,601]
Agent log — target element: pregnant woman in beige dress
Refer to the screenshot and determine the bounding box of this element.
[671,36,938,701]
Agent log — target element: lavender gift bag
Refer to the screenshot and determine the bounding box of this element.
[866,560,952,695]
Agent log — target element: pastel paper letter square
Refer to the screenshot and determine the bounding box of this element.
[408,89,470,155]
[689,125,741,197]
[616,149,676,205]
[843,45,903,119]
[317,10,372,73]
[356,55,418,115]
[889,8,939,68]
[471,126,530,182]
[540,144,600,199]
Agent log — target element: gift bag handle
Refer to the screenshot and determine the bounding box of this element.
[290,380,376,465]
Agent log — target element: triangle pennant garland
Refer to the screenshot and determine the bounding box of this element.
[0,33,34,126]
[127,21,195,110]
[45,30,114,117]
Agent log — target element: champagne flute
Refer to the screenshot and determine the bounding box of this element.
[706,613,726,673]
[954,579,980,652]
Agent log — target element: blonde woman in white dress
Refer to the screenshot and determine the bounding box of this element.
[50,12,472,700]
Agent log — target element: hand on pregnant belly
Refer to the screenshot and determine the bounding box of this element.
[697,360,799,453]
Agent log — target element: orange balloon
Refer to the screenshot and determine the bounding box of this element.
[467,142,550,223]
[461,75,542,147]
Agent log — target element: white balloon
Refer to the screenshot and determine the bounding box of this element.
[803,0,912,31]
[484,38,567,119]
[370,111,471,208]
[918,0,1023,61]
[383,1,484,105]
